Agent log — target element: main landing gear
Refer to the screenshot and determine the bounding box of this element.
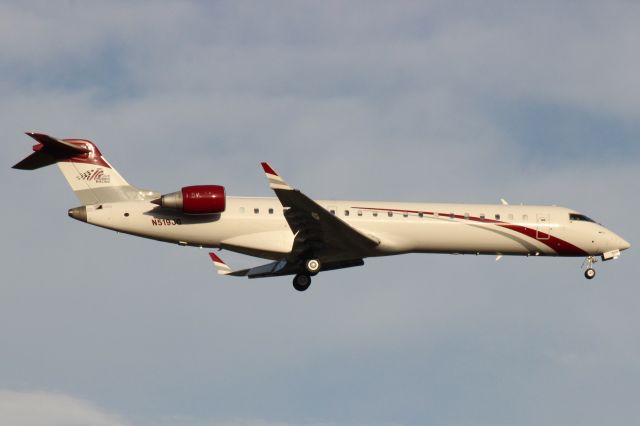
[293,258,322,291]
[293,274,312,291]
[305,258,322,274]
[583,256,597,280]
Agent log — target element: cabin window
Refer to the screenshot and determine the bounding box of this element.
[344,210,350,216]
[357,210,362,217]
[403,212,408,218]
[449,213,455,219]
[254,208,259,214]
[464,213,470,220]
[495,214,500,220]
[480,213,485,220]
[329,209,335,215]
[388,211,393,217]
[373,211,378,217]
[569,213,596,223]
[268,208,274,214]
[418,212,424,218]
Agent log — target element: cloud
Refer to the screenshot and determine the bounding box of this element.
[0,391,384,426]
[1,2,639,426]
[0,390,127,426]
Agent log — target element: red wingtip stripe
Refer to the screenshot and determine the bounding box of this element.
[261,162,278,176]
[208,252,225,264]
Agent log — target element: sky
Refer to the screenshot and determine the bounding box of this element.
[1,1,639,425]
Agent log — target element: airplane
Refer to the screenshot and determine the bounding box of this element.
[13,132,631,291]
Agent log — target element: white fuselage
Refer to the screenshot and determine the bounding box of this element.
[82,197,628,261]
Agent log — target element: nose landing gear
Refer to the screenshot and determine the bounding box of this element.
[584,267,596,279]
[583,256,598,280]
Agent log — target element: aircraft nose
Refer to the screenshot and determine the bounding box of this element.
[619,237,631,251]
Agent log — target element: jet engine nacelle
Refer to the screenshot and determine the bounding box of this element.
[153,185,226,214]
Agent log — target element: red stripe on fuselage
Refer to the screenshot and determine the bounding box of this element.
[350,206,587,256]
[497,224,586,256]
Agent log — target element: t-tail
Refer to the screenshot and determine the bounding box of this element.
[13,132,158,205]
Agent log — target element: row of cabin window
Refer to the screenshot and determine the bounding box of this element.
[240,207,530,222]
[336,211,528,221]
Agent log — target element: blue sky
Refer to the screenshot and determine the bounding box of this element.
[1,1,639,425]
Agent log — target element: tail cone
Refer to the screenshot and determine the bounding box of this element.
[68,206,87,222]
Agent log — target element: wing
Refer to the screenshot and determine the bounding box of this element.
[209,252,364,278]
[261,162,379,260]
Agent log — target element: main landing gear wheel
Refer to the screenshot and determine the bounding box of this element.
[305,258,322,274]
[293,274,312,292]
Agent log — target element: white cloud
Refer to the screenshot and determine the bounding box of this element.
[1,2,639,426]
[0,390,127,426]
[0,392,382,426]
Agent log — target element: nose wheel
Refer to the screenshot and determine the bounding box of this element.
[582,256,598,280]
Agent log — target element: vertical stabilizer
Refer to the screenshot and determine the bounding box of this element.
[13,133,158,205]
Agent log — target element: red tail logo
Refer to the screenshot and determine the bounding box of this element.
[76,168,111,183]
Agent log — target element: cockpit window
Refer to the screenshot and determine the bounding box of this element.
[569,213,596,223]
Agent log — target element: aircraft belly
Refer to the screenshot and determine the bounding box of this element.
[220,230,293,256]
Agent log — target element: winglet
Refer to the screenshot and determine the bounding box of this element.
[261,162,293,190]
[208,252,232,275]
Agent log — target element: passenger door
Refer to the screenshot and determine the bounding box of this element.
[536,214,551,240]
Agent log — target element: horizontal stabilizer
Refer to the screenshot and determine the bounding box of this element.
[12,132,90,170]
